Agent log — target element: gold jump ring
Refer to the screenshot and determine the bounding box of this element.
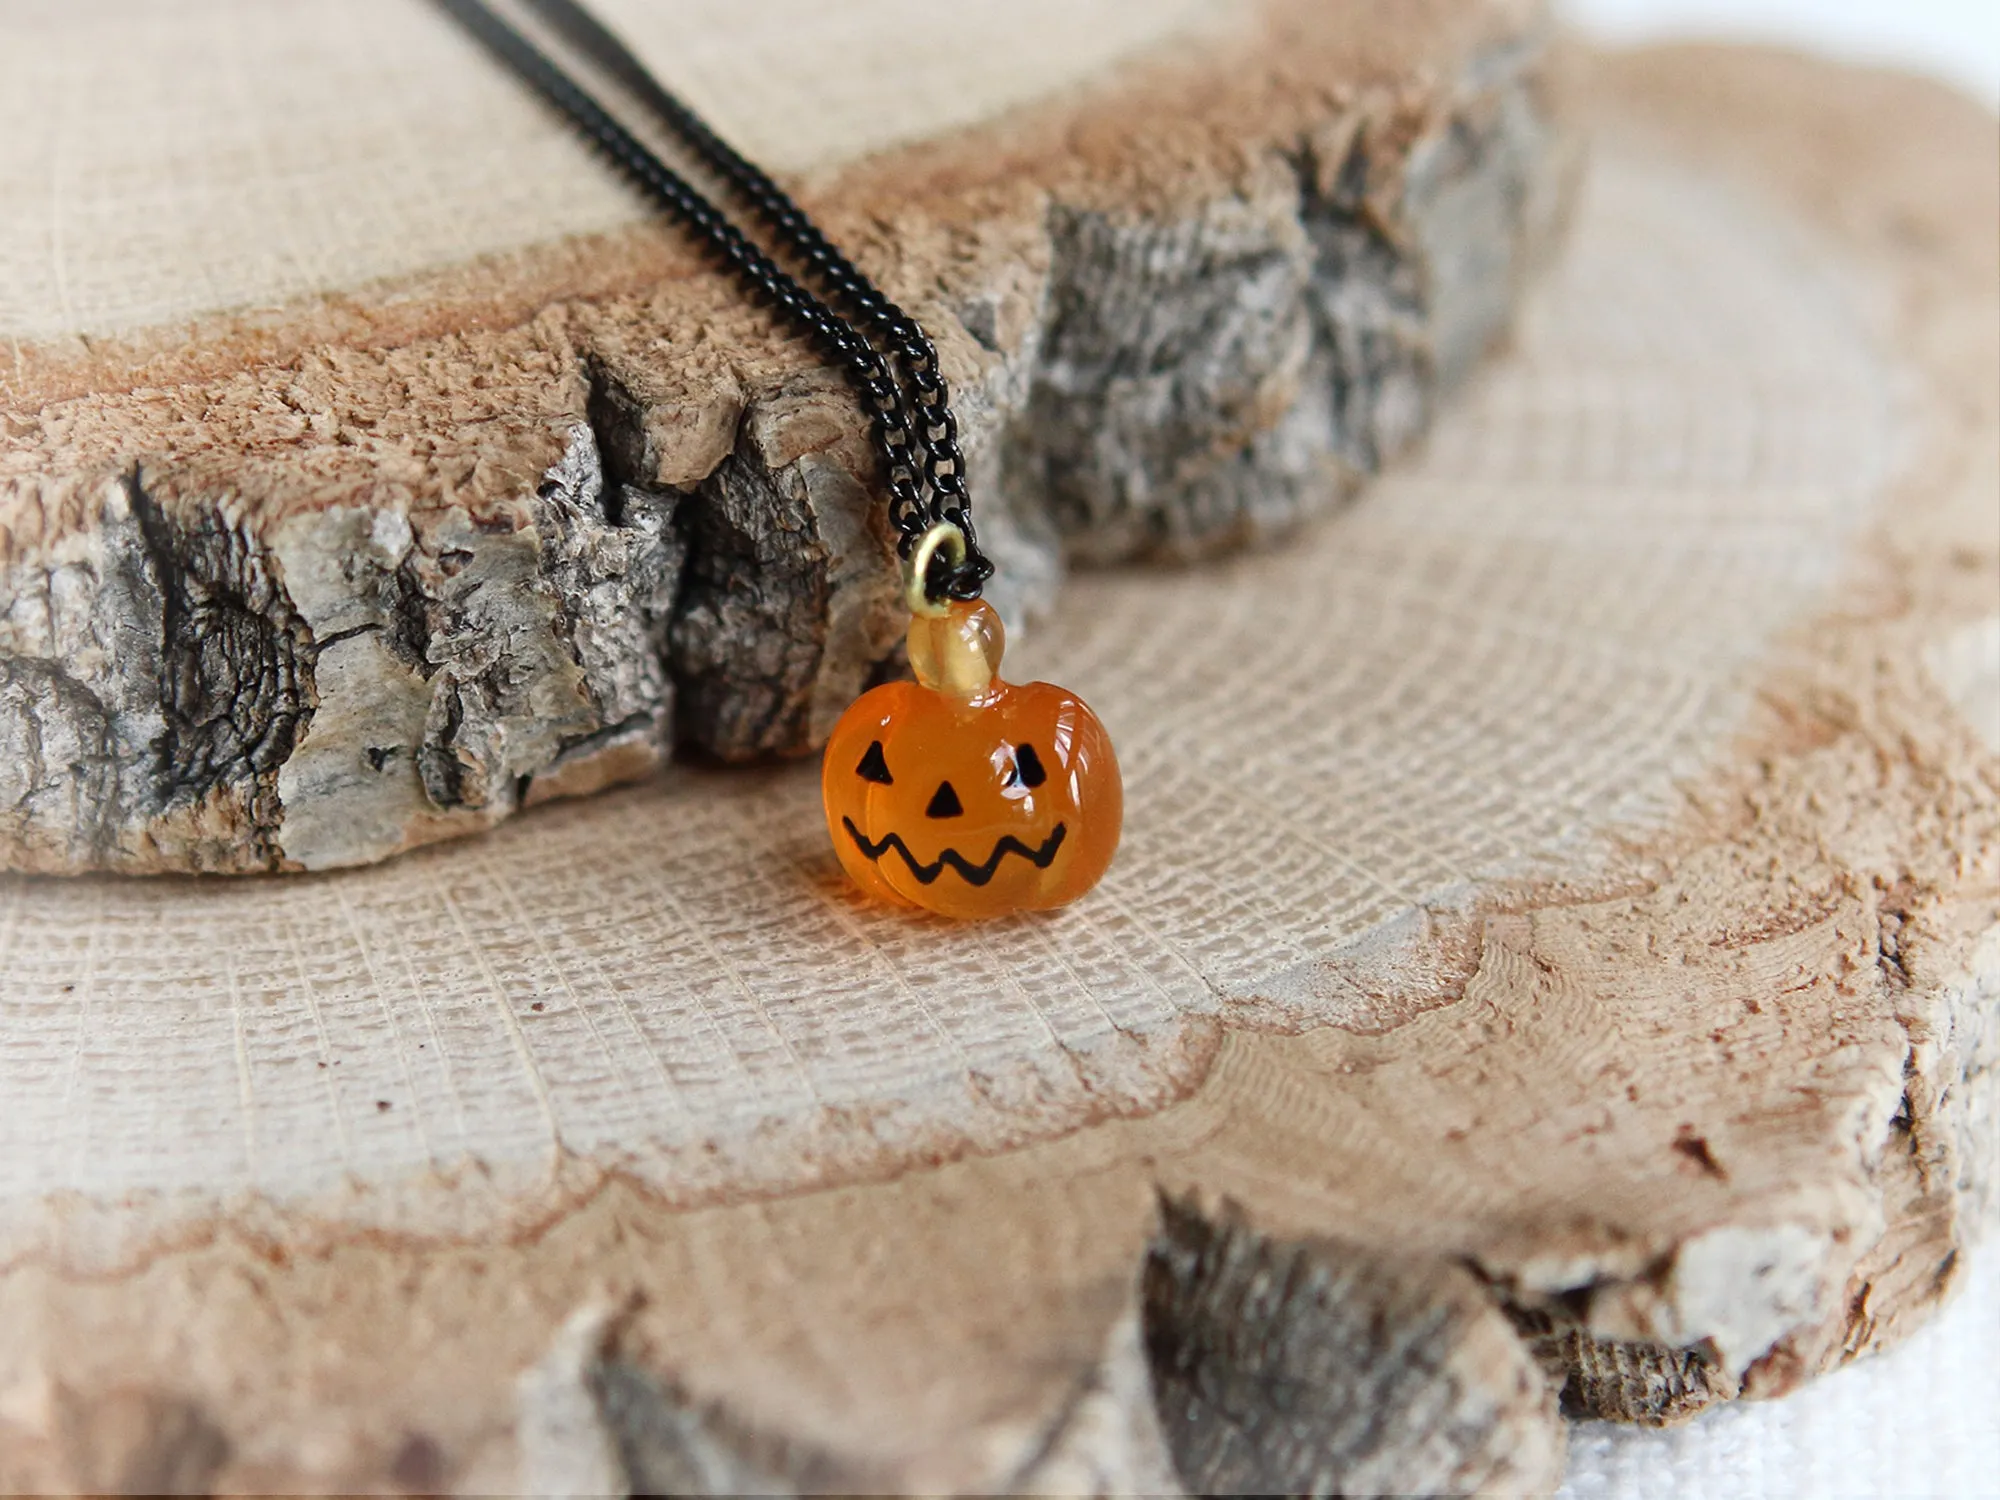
[904,520,967,618]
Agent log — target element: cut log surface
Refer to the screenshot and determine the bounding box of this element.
[0,11,1997,1500]
[0,0,1569,875]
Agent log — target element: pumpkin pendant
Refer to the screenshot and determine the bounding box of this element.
[823,600,1121,919]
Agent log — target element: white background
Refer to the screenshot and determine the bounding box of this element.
[1567,0,2000,102]
[1555,3,1998,1496]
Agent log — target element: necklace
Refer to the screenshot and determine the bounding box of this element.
[439,0,1121,919]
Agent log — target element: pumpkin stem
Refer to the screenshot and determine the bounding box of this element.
[908,600,1005,700]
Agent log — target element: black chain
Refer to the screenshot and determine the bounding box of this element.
[435,0,992,603]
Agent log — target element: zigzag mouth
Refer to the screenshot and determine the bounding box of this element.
[843,818,1067,887]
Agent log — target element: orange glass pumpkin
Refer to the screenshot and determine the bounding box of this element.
[823,600,1121,919]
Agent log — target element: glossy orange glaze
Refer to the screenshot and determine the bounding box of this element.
[822,602,1120,919]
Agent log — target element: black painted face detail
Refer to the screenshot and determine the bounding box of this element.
[856,740,893,785]
[843,818,1068,887]
[843,734,1067,884]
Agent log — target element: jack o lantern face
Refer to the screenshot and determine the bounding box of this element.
[822,605,1120,919]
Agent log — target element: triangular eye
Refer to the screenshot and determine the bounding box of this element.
[856,740,893,784]
[1012,742,1048,789]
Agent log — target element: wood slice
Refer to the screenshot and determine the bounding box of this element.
[0,0,1571,875]
[2,30,1998,1500]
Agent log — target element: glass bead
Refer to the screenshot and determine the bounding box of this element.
[823,600,1121,919]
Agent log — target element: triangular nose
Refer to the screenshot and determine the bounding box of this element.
[925,781,964,818]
